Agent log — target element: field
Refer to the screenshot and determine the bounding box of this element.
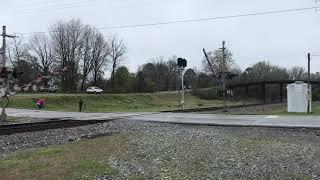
[7,92,229,112]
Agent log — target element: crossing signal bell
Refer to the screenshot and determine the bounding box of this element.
[177,58,187,68]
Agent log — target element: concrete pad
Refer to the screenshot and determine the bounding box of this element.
[6,108,154,121]
[6,108,320,129]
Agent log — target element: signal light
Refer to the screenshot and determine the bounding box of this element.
[177,58,187,68]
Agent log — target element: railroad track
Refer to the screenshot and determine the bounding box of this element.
[0,119,108,136]
[0,103,283,136]
[164,102,284,113]
[0,112,162,136]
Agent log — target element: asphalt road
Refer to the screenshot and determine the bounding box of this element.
[6,108,320,128]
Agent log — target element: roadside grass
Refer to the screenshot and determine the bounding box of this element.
[0,134,126,180]
[7,92,226,112]
[216,102,320,116]
[275,102,320,116]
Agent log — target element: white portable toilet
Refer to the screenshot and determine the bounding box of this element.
[287,82,311,113]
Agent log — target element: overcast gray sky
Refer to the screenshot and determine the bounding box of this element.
[1,0,320,73]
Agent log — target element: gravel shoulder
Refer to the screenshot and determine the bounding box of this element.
[1,119,320,179]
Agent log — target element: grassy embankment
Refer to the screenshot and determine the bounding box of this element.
[0,135,126,180]
[220,102,320,116]
[7,92,227,112]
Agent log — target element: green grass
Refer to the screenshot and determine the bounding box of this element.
[217,102,320,116]
[275,102,320,116]
[7,92,226,112]
[0,135,126,180]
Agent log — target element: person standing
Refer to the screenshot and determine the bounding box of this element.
[79,98,84,112]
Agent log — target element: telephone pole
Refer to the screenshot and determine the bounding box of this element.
[1,26,17,122]
[221,41,227,112]
[307,53,311,114]
[181,69,185,110]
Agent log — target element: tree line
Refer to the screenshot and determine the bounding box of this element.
[7,19,126,92]
[6,19,320,97]
[200,48,320,101]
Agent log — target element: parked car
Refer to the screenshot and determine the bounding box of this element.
[86,86,103,94]
[40,86,59,93]
[48,86,59,93]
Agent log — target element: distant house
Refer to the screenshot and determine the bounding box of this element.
[32,85,39,92]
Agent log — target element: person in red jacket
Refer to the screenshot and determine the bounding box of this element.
[37,98,46,109]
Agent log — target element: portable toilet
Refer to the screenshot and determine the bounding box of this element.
[287,82,311,113]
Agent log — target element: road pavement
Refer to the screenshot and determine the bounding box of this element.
[7,108,153,121]
[6,108,320,129]
[126,113,320,129]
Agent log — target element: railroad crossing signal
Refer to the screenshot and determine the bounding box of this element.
[177,58,188,110]
[177,58,187,68]
[1,25,18,122]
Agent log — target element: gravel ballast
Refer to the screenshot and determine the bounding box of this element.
[1,119,320,179]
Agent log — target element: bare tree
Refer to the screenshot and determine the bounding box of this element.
[29,33,54,86]
[7,37,38,84]
[166,56,180,91]
[8,37,29,70]
[153,57,168,91]
[50,19,84,91]
[202,48,234,76]
[109,35,126,90]
[80,26,95,91]
[91,31,110,87]
[288,66,306,81]
[250,61,289,81]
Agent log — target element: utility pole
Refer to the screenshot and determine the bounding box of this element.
[181,69,185,110]
[1,26,6,68]
[0,26,17,122]
[307,53,311,114]
[221,41,227,112]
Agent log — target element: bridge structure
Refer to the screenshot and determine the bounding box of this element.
[227,80,320,103]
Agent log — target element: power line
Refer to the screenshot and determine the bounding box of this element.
[14,6,320,35]
[8,0,101,14]
[20,0,82,7]
[13,0,83,8]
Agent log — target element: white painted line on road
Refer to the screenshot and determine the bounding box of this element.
[265,115,279,119]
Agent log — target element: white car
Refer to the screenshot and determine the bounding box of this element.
[86,86,103,94]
